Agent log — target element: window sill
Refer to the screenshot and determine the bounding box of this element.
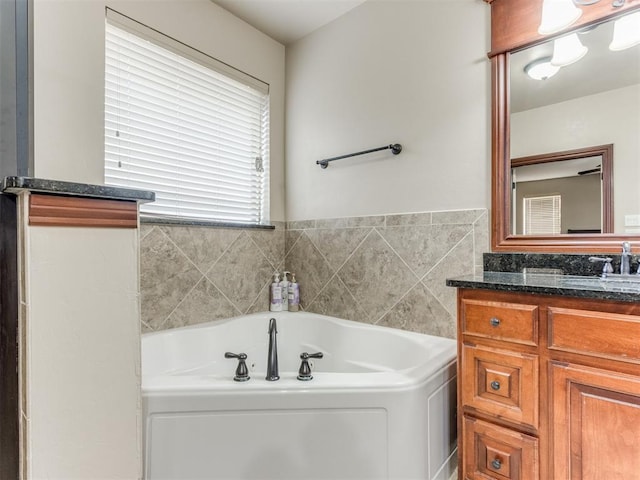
[140,215,276,230]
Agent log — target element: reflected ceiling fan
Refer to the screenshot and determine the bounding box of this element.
[578,165,601,175]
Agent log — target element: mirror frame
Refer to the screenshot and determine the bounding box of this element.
[490,2,640,253]
[511,143,614,235]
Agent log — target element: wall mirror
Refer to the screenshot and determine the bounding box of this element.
[511,144,613,235]
[493,6,640,252]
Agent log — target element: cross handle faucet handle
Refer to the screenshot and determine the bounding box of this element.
[589,257,614,277]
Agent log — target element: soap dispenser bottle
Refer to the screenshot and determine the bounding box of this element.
[270,273,283,312]
[288,273,300,312]
[281,271,290,311]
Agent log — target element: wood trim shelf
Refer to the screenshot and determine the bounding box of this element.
[29,194,138,228]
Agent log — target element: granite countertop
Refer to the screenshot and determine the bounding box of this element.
[1,176,155,203]
[446,271,640,303]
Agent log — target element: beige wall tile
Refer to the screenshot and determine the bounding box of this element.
[286,220,316,230]
[247,223,285,269]
[165,278,240,329]
[338,230,417,321]
[306,275,369,324]
[385,212,432,227]
[379,224,472,278]
[423,232,475,317]
[285,232,334,307]
[140,208,487,337]
[378,283,455,338]
[305,227,371,271]
[432,209,485,225]
[140,228,203,330]
[160,225,241,273]
[206,233,275,314]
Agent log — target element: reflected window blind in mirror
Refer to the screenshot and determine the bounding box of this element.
[104,10,270,225]
[524,195,561,235]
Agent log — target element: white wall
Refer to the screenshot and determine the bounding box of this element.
[32,0,286,221]
[285,0,491,221]
[511,84,640,233]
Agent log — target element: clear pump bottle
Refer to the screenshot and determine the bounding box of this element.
[270,273,283,312]
[288,273,300,312]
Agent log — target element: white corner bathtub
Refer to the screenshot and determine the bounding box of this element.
[142,312,457,480]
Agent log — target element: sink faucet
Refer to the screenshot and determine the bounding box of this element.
[621,241,632,275]
[590,242,636,278]
[266,318,279,381]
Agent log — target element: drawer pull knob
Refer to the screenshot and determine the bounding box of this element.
[491,458,502,470]
[490,381,501,391]
[489,317,500,327]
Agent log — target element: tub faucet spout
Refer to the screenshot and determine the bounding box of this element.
[266,318,279,381]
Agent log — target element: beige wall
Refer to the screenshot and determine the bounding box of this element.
[285,0,491,221]
[32,0,286,221]
[511,84,640,233]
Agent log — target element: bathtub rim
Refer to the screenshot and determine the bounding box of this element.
[142,311,457,394]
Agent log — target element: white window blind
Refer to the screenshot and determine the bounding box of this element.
[105,11,270,224]
[523,195,561,235]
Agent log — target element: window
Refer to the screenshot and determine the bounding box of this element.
[105,10,270,225]
[523,195,561,235]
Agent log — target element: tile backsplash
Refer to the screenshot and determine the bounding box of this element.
[139,222,285,333]
[140,209,488,338]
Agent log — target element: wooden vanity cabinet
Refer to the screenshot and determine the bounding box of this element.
[456,288,640,480]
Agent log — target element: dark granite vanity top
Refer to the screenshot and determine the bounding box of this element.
[1,176,155,202]
[447,252,640,303]
[447,271,640,303]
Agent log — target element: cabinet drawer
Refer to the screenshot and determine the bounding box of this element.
[462,299,538,346]
[549,307,640,362]
[463,416,539,480]
[462,344,539,428]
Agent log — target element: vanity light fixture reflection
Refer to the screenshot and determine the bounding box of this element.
[524,57,561,80]
[551,33,589,66]
[534,8,639,82]
[609,11,640,50]
[539,0,583,35]
[539,0,627,36]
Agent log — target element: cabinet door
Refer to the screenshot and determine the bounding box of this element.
[550,362,640,480]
